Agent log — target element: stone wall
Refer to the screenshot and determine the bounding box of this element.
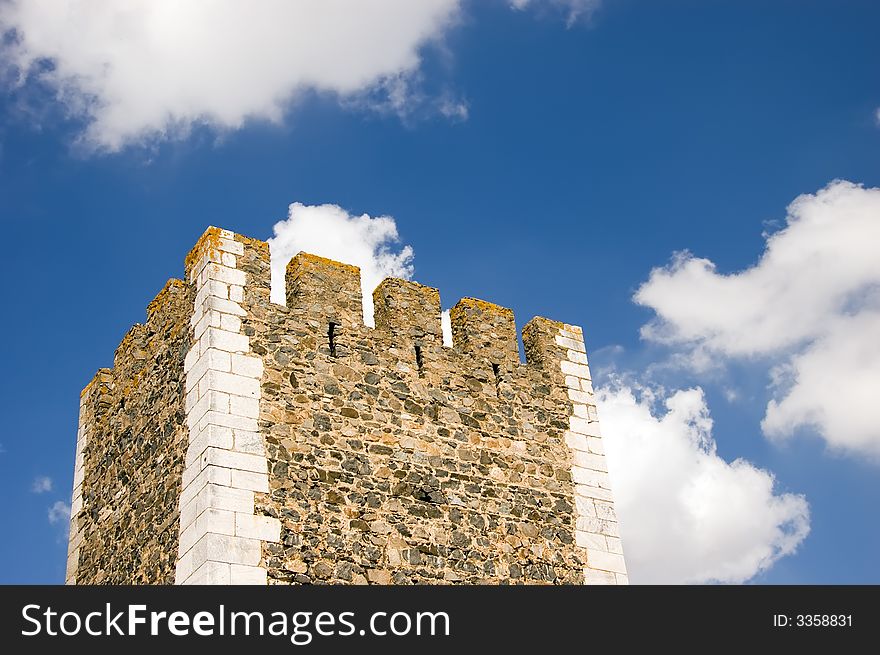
[67,226,627,585]
[69,280,193,584]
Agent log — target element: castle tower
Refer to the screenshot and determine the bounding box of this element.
[66,227,627,585]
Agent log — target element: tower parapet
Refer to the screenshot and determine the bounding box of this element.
[67,226,627,585]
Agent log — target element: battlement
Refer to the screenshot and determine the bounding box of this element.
[177,227,577,381]
[68,226,627,586]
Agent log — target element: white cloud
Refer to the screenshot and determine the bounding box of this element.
[762,311,880,454]
[267,203,414,326]
[598,383,810,584]
[0,0,461,150]
[509,0,602,24]
[441,309,453,346]
[0,1,608,150]
[31,476,53,494]
[48,500,70,525]
[438,97,469,122]
[635,180,880,457]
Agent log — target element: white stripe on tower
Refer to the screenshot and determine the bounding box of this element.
[65,385,94,584]
[176,228,280,585]
[557,324,628,585]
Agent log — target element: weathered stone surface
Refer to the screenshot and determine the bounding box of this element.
[72,279,193,584]
[67,226,627,585]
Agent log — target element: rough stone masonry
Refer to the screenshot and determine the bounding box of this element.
[66,227,627,585]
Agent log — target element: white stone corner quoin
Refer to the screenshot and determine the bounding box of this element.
[66,387,94,585]
[557,324,629,585]
[177,228,281,585]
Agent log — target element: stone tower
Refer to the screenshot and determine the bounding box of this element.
[66,227,627,585]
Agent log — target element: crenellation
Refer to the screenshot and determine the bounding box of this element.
[450,297,520,372]
[372,277,444,381]
[67,226,626,585]
[234,236,272,311]
[522,316,567,374]
[286,252,363,326]
[373,278,443,343]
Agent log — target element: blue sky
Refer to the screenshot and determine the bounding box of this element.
[1,0,878,584]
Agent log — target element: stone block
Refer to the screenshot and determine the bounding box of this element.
[197,410,259,433]
[199,369,260,399]
[230,469,270,493]
[584,568,617,585]
[569,415,601,437]
[554,335,585,352]
[560,360,591,379]
[201,447,267,474]
[588,550,627,574]
[571,465,610,488]
[185,560,232,585]
[229,564,268,585]
[232,430,265,455]
[189,533,262,569]
[202,328,249,354]
[572,450,608,472]
[230,353,263,378]
[230,395,259,419]
[575,530,607,552]
[205,263,247,287]
[180,465,233,506]
[180,483,254,527]
[235,513,281,542]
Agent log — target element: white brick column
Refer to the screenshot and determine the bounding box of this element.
[176,228,280,585]
[558,324,629,585]
[65,382,95,584]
